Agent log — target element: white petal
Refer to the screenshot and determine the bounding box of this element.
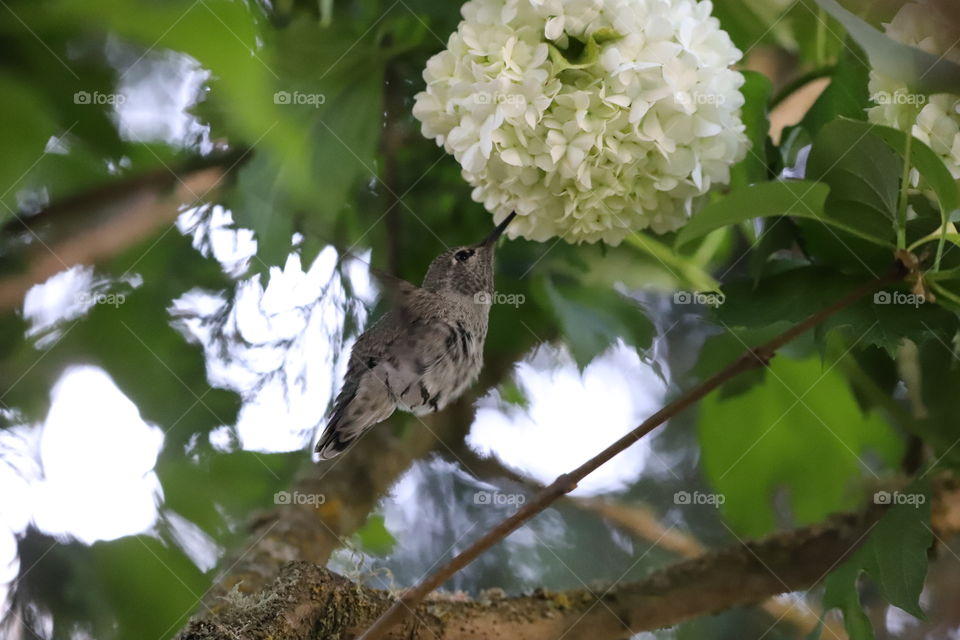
[544,15,565,41]
[501,148,523,166]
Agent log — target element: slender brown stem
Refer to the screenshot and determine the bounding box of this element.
[356,260,907,640]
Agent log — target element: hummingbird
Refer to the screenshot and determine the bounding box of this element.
[315,212,517,459]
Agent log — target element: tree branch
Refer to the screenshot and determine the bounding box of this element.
[176,507,885,640]
[574,498,844,638]
[448,446,838,636]
[0,149,250,312]
[357,260,909,640]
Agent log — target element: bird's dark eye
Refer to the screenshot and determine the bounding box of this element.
[455,249,474,262]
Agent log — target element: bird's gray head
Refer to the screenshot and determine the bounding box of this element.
[422,212,516,298]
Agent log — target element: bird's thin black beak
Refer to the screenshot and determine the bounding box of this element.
[481,212,517,247]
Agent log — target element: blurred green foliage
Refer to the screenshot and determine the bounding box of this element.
[700,355,902,536]
[823,485,932,639]
[1,0,959,639]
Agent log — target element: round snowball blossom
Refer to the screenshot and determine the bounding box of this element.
[413,0,749,244]
[867,0,960,181]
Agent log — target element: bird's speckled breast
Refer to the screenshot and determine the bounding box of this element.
[393,304,487,416]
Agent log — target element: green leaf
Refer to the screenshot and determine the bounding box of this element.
[228,154,297,269]
[498,377,530,409]
[699,355,902,536]
[92,535,207,640]
[388,0,462,38]
[716,266,959,356]
[677,180,832,248]
[301,64,384,240]
[730,71,773,188]
[822,487,932,639]
[813,0,960,95]
[353,514,398,556]
[52,0,307,170]
[913,340,960,465]
[852,294,958,356]
[715,267,855,331]
[808,120,900,220]
[799,40,870,136]
[0,14,135,216]
[783,0,846,66]
[228,17,386,268]
[748,216,799,279]
[158,450,302,540]
[779,124,813,171]
[0,74,60,220]
[710,0,774,52]
[536,275,654,370]
[803,118,902,250]
[623,231,721,292]
[694,325,790,400]
[834,118,960,226]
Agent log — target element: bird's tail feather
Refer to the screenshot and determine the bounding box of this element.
[314,397,394,460]
[314,404,360,459]
[315,423,351,460]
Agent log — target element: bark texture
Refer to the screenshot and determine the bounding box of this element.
[178,508,883,640]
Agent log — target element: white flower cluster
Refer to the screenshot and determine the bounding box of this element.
[413,0,748,244]
[868,0,960,180]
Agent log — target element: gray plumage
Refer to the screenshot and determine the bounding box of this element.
[315,213,516,459]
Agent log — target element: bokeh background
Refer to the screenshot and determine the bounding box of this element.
[1,0,959,638]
